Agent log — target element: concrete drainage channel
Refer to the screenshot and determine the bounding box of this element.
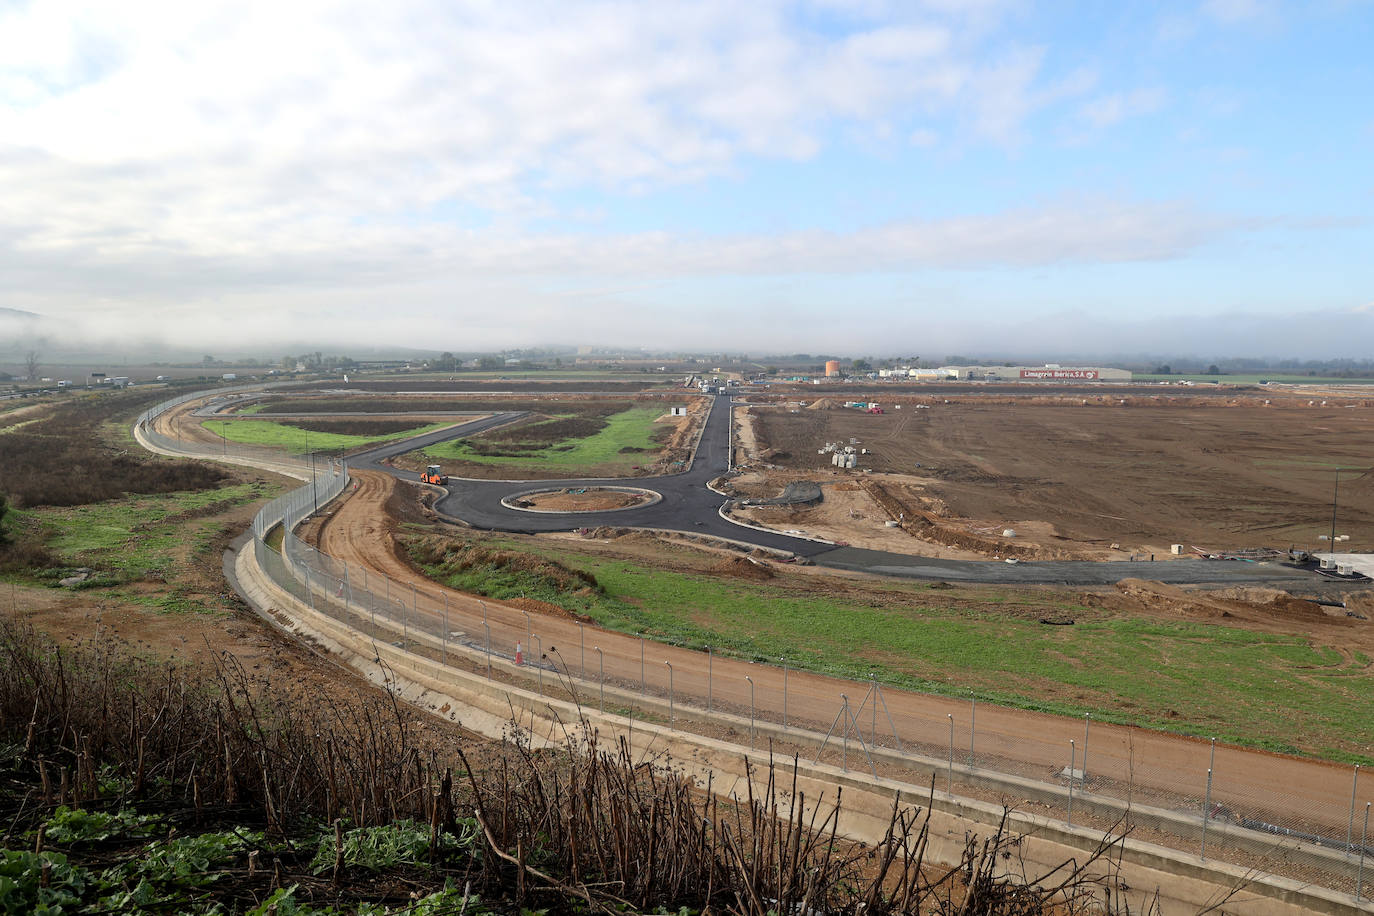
[143,388,1371,916]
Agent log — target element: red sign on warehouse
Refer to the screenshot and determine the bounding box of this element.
[1019,369,1099,380]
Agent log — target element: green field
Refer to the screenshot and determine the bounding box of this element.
[203,419,454,454]
[36,482,275,582]
[423,406,665,471]
[410,533,1374,762]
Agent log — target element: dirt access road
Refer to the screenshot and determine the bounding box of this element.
[308,470,1371,841]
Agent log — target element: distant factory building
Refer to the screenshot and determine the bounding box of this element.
[936,364,1132,381]
[825,360,842,377]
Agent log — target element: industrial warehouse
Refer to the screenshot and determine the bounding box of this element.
[863,364,1133,381]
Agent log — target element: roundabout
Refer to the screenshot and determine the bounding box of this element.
[501,485,661,513]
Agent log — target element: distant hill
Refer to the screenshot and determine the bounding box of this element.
[0,307,41,321]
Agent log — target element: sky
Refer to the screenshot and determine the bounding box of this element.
[1,0,1372,360]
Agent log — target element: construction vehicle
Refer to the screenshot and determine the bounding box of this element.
[866,405,884,414]
[420,465,447,485]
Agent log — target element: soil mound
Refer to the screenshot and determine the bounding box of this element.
[712,556,774,580]
[807,398,840,410]
[1212,587,1329,622]
[1115,579,1337,626]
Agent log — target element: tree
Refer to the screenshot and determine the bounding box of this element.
[1206,364,1220,375]
[24,350,39,381]
[432,352,457,371]
[852,358,872,372]
[1153,364,1172,375]
[478,355,502,371]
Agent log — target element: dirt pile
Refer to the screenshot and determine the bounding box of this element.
[1114,579,1345,629]
[712,556,775,580]
[1211,587,1330,622]
[860,480,1037,559]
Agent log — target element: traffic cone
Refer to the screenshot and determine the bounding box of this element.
[515,642,524,665]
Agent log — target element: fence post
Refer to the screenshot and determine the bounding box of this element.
[1357,802,1369,901]
[441,592,448,667]
[746,676,756,750]
[639,634,645,696]
[969,692,976,766]
[532,634,543,696]
[1201,767,1213,860]
[1083,713,1090,780]
[1349,764,1362,853]
[579,622,585,678]
[665,661,673,723]
[947,714,954,795]
[871,674,878,742]
[595,647,604,715]
[782,659,788,729]
[840,694,849,772]
[484,623,492,679]
[707,646,713,713]
[1068,740,1076,827]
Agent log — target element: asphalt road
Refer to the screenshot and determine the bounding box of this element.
[351,395,1360,589]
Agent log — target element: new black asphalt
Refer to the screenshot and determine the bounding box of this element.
[352,396,1355,589]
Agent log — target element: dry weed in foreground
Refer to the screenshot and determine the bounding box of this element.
[0,616,1155,914]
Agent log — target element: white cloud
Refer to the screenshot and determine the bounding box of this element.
[1201,0,1276,25]
[1080,88,1167,129]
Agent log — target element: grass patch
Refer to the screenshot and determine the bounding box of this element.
[424,533,1374,761]
[202,419,455,454]
[424,406,664,472]
[35,482,275,583]
[406,537,622,617]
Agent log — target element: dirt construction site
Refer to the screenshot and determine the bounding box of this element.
[125,383,1374,911]
[732,391,1374,562]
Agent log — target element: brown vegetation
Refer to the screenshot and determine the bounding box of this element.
[0,394,227,508]
[0,616,1136,915]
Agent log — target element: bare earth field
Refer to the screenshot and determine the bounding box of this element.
[742,394,1374,561]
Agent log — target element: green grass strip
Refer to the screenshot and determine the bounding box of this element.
[423,406,664,470]
[202,419,455,454]
[415,534,1374,763]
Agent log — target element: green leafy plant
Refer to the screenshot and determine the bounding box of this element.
[43,806,158,844]
[0,849,88,915]
[310,820,435,874]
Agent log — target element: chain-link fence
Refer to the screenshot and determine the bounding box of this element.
[140,388,1374,905]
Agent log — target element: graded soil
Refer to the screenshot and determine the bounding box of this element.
[744,395,1374,560]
